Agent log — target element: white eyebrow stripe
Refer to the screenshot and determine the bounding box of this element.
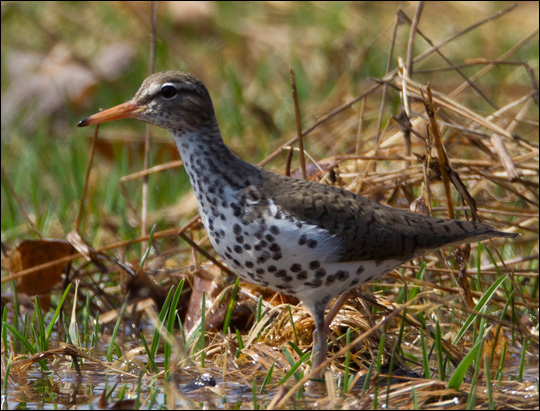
[146,82,162,97]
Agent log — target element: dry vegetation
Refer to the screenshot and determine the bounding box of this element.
[1,2,538,409]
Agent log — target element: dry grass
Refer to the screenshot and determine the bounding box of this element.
[1,2,538,409]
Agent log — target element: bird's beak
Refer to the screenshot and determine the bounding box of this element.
[77,100,146,127]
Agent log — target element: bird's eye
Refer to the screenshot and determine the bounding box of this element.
[160,84,178,100]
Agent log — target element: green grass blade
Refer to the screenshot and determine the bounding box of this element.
[2,354,12,407]
[372,332,386,410]
[287,341,303,357]
[287,304,298,343]
[344,327,352,393]
[251,378,258,410]
[46,283,72,342]
[412,386,419,410]
[435,321,445,380]
[223,278,240,333]
[235,328,244,359]
[34,296,46,351]
[1,308,8,355]
[256,295,264,340]
[420,328,430,379]
[279,350,310,384]
[518,338,527,382]
[150,285,176,358]
[475,242,483,291]
[495,340,507,387]
[484,354,494,410]
[165,279,185,371]
[386,307,406,406]
[141,331,158,373]
[256,295,263,323]
[106,295,129,361]
[452,274,508,345]
[5,322,36,354]
[138,224,157,271]
[260,362,274,393]
[135,370,143,410]
[448,326,485,390]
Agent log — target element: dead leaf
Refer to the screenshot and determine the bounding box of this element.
[2,239,74,311]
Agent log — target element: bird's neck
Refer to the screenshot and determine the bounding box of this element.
[172,129,260,197]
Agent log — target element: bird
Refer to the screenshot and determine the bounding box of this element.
[78,71,518,377]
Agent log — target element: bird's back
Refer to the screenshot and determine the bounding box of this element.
[260,170,517,263]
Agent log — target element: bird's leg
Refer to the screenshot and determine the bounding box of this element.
[309,292,351,379]
[310,306,329,378]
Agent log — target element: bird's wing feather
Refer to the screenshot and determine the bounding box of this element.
[261,170,514,262]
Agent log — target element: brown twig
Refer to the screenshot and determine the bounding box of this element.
[423,85,454,219]
[141,1,158,253]
[289,67,307,179]
[75,125,100,232]
[406,2,423,78]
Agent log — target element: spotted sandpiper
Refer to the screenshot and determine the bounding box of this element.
[78,71,518,376]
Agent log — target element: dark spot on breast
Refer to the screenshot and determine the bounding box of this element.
[306,279,323,288]
[283,275,293,282]
[254,240,268,251]
[257,253,270,264]
[336,270,349,281]
[296,271,308,280]
[290,263,302,272]
[269,243,281,252]
[275,269,287,278]
[315,268,327,278]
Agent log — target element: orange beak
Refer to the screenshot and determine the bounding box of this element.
[77,100,146,127]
